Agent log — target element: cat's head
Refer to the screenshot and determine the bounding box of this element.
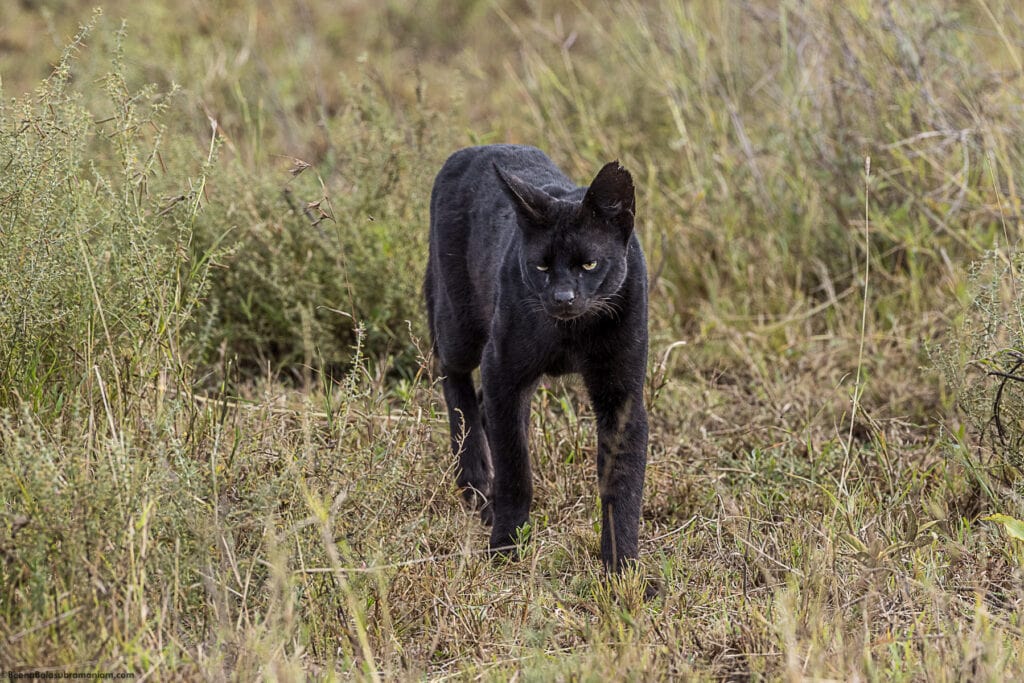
[496,160,636,322]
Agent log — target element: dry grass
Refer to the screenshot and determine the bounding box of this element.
[3,0,1024,679]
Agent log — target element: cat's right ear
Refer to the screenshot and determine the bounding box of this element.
[494,164,552,225]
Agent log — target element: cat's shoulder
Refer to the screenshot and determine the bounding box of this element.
[439,144,554,174]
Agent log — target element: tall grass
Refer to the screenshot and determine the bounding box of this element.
[498,1,1023,329]
[2,1,1024,678]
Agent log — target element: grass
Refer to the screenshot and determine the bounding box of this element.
[2,0,1024,679]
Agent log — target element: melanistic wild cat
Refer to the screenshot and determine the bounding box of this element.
[424,145,649,579]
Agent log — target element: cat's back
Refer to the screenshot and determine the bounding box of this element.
[430,145,573,222]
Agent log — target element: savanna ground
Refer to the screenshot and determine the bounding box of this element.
[3,0,1024,679]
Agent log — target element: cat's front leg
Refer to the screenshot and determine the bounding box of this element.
[584,370,649,573]
[480,346,535,556]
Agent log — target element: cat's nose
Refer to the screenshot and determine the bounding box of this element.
[553,289,576,304]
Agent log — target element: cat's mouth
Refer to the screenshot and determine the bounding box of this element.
[545,302,588,321]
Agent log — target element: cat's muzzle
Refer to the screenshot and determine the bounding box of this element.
[546,299,585,321]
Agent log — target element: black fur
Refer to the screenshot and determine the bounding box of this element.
[424,145,649,574]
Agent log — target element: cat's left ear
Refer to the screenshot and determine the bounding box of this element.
[583,161,635,242]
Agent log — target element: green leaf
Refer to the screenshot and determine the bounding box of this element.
[982,514,1024,542]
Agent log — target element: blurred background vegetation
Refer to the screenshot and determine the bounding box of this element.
[5,0,1022,384]
[3,0,1024,678]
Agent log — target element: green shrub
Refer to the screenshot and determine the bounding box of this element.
[185,80,450,379]
[940,249,1024,490]
[0,16,209,419]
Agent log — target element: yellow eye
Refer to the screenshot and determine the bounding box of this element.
[581,261,598,271]
[536,264,549,272]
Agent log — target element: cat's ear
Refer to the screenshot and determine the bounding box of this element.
[495,164,553,225]
[583,161,635,241]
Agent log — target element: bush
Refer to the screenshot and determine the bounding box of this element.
[185,78,450,379]
[940,249,1024,490]
[0,16,208,419]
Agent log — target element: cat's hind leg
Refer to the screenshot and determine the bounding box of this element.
[440,369,493,520]
[425,243,492,521]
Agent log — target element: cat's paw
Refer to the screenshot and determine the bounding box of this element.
[460,485,484,507]
[479,499,494,526]
[459,481,492,516]
[605,559,660,602]
[456,461,492,511]
[641,577,661,602]
[488,522,530,561]
[460,486,494,526]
